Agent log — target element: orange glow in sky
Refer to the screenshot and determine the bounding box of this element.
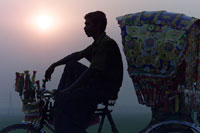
[28,9,62,34]
[35,14,54,31]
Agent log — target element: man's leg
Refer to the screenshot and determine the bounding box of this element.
[54,61,89,133]
[54,86,100,133]
[57,60,88,91]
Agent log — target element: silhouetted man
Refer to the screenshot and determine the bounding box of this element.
[45,11,123,133]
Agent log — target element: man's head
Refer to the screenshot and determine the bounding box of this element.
[84,11,107,37]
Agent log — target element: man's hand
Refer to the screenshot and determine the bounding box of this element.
[45,64,55,81]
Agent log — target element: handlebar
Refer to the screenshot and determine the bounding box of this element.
[40,89,57,99]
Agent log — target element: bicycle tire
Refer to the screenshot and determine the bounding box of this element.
[145,120,200,133]
[149,125,195,133]
[0,123,39,133]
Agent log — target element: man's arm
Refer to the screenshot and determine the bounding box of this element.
[45,51,84,81]
[53,51,84,66]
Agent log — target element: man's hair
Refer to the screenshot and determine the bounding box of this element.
[84,11,107,32]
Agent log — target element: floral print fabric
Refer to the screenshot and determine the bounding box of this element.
[117,11,200,110]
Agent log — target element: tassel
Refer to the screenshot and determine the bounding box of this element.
[22,103,25,112]
[28,78,32,90]
[155,89,159,105]
[35,80,40,99]
[175,94,179,112]
[192,111,198,125]
[35,80,40,90]
[150,88,153,106]
[32,71,37,88]
[143,88,147,103]
[164,90,169,113]
[158,89,162,105]
[136,89,144,104]
[15,72,20,92]
[147,88,151,106]
[24,70,29,90]
[19,74,24,96]
[42,79,46,89]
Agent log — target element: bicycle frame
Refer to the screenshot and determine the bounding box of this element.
[21,91,55,132]
[1,89,118,133]
[95,103,119,133]
[37,92,119,133]
[38,92,55,132]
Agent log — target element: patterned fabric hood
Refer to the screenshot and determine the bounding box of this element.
[117,11,197,79]
[117,11,200,110]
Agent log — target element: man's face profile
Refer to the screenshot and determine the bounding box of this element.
[84,18,97,37]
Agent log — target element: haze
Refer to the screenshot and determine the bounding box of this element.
[0,0,200,116]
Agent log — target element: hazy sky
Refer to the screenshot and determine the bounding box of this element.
[0,0,200,115]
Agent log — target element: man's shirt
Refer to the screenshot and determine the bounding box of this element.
[81,32,123,93]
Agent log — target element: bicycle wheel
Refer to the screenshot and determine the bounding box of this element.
[149,124,195,133]
[145,120,200,133]
[0,123,39,133]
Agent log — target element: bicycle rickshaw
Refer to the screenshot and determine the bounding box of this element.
[116,11,200,132]
[0,71,119,133]
[1,10,200,133]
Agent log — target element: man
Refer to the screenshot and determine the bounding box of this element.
[45,11,123,133]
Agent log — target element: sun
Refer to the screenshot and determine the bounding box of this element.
[28,9,63,34]
[36,15,53,30]
[35,14,54,31]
